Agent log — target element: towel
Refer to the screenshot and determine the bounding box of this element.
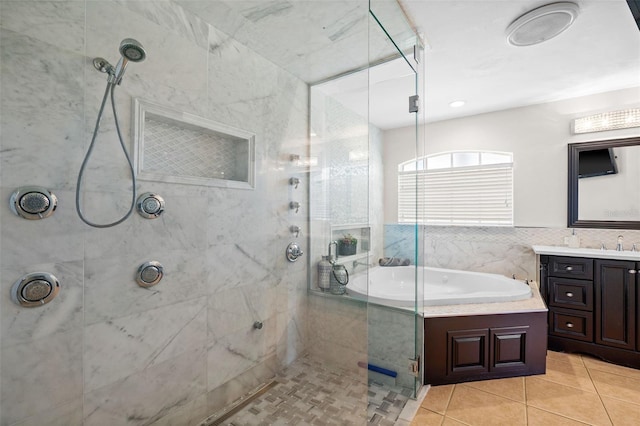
[378,257,410,267]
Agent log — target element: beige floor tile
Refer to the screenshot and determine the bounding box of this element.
[582,355,640,380]
[445,385,526,426]
[411,408,444,426]
[600,396,640,426]
[421,385,455,415]
[442,418,468,425]
[526,406,590,425]
[525,376,612,425]
[461,377,525,402]
[589,369,640,405]
[547,350,585,368]
[536,357,596,393]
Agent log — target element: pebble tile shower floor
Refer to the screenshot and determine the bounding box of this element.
[205,355,412,425]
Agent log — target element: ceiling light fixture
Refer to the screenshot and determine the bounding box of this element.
[506,2,580,47]
[449,100,466,108]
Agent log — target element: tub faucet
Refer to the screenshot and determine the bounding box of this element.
[616,235,624,251]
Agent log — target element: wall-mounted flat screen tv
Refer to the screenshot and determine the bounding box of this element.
[578,148,618,178]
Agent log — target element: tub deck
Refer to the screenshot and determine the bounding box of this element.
[421,280,547,318]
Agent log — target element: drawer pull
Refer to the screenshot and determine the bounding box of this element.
[566,292,574,298]
[566,322,574,328]
[565,266,573,271]
[629,270,637,274]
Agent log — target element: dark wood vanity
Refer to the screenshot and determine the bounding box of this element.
[540,254,640,368]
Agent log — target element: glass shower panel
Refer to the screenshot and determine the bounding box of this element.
[368,0,425,399]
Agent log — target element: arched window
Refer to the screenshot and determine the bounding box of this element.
[398,151,513,226]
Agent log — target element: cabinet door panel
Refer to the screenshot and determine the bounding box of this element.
[447,329,489,377]
[595,259,636,350]
[490,326,529,371]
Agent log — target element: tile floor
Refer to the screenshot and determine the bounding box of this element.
[411,351,640,426]
[214,355,413,425]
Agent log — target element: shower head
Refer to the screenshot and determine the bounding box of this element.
[119,38,146,62]
[114,38,146,85]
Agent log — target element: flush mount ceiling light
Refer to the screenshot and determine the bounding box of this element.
[506,2,580,46]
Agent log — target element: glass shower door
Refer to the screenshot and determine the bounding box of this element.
[368,0,425,399]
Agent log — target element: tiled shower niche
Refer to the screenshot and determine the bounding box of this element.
[133,99,255,189]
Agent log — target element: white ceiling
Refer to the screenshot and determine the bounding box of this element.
[179,0,640,130]
[399,0,640,128]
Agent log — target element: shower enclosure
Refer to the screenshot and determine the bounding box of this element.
[309,1,425,399]
[0,1,423,424]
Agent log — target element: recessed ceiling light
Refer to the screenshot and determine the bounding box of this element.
[449,100,466,108]
[506,2,580,47]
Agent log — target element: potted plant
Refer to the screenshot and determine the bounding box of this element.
[338,234,358,256]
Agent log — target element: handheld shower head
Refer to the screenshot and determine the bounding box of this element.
[114,38,146,85]
[119,38,146,62]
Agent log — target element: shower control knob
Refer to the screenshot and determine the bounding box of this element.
[286,242,304,262]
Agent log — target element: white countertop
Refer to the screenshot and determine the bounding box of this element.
[532,245,640,261]
[421,281,548,318]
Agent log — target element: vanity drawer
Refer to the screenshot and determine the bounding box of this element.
[548,277,593,311]
[549,307,593,342]
[548,256,593,280]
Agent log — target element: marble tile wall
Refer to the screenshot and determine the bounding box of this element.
[385,224,640,280]
[0,1,309,425]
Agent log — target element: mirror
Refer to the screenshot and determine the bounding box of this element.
[568,136,640,229]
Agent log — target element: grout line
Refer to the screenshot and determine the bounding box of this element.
[584,361,615,426]
[443,384,455,414]
[525,405,593,425]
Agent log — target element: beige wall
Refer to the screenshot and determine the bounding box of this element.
[383,87,640,227]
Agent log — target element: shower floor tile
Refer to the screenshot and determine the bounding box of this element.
[212,355,412,425]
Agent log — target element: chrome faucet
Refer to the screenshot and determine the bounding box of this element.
[616,235,624,251]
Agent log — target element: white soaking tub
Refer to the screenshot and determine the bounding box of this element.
[347,266,532,308]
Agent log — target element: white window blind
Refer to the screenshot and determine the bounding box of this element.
[398,152,513,226]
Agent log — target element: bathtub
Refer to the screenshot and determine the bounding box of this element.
[347,266,532,308]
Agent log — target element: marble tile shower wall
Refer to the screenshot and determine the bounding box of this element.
[0,1,309,425]
[385,224,640,280]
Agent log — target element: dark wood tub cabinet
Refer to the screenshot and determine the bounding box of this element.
[424,312,547,385]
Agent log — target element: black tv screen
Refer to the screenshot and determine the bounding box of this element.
[578,148,618,178]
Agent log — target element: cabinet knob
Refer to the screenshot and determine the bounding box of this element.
[565,266,573,271]
[566,292,574,298]
[629,269,637,274]
[565,322,574,328]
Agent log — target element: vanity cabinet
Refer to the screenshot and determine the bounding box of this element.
[541,255,640,368]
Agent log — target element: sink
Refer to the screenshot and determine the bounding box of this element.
[532,245,640,261]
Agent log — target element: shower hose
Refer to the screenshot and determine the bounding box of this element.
[76,81,136,228]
